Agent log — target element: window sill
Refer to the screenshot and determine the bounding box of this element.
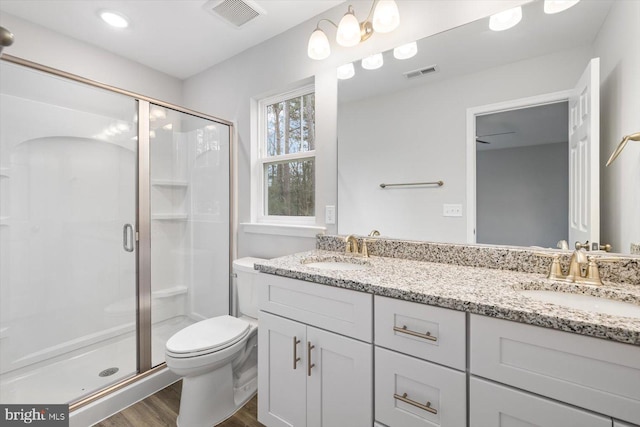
[241,223,326,238]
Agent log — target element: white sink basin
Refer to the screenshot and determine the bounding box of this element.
[304,261,371,271]
[517,290,640,319]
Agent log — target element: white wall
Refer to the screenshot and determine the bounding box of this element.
[477,143,568,248]
[183,0,531,259]
[595,0,640,254]
[0,13,182,104]
[338,46,592,242]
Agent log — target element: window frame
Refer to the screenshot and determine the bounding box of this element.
[255,84,316,225]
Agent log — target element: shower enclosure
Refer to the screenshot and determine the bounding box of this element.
[0,57,232,407]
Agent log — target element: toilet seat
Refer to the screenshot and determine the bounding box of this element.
[166,315,250,358]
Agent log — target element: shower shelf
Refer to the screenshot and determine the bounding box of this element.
[152,179,188,187]
[153,285,188,299]
[0,216,9,226]
[152,213,188,221]
[0,167,9,178]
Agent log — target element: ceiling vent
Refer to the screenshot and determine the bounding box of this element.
[403,64,439,80]
[203,0,265,27]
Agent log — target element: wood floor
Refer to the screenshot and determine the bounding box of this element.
[94,381,264,427]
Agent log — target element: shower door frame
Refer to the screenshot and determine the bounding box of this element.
[0,54,236,411]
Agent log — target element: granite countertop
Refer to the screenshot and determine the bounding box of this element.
[255,250,640,346]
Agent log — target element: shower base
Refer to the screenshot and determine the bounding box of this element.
[0,316,194,405]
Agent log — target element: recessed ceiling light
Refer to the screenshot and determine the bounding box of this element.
[100,11,129,29]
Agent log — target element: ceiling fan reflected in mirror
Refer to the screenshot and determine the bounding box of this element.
[475,131,515,144]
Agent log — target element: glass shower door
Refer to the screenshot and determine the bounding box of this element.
[148,104,230,367]
[0,62,138,404]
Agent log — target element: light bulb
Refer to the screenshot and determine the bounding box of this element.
[336,8,361,47]
[337,63,355,80]
[489,6,522,31]
[307,28,331,60]
[362,53,383,70]
[393,41,417,60]
[544,0,580,14]
[100,11,129,29]
[373,0,400,33]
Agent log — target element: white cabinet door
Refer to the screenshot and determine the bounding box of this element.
[306,326,373,427]
[470,377,611,427]
[258,312,307,427]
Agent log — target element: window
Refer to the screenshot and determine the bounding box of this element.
[257,86,315,223]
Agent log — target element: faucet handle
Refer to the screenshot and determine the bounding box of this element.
[583,255,619,286]
[368,230,380,237]
[533,252,564,280]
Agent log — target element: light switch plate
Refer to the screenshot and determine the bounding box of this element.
[443,204,463,217]
[325,205,336,224]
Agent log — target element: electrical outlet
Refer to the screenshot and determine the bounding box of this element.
[443,204,463,217]
[325,205,336,224]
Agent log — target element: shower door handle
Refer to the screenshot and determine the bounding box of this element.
[123,224,135,252]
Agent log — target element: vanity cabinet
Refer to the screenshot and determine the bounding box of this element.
[374,296,467,427]
[470,314,640,426]
[257,274,373,427]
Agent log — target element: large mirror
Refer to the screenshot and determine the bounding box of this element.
[338,0,638,254]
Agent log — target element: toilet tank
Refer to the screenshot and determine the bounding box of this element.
[232,257,266,320]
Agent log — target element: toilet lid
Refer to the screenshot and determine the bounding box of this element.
[166,315,250,355]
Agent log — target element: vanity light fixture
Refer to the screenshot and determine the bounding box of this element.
[393,41,418,60]
[361,53,383,70]
[337,62,356,80]
[489,6,522,31]
[99,10,129,29]
[544,0,580,14]
[307,0,400,60]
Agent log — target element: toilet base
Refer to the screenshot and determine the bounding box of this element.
[177,364,236,427]
[175,362,258,427]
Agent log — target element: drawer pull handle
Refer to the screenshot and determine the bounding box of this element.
[293,337,301,370]
[394,392,438,415]
[393,325,437,342]
[307,342,315,377]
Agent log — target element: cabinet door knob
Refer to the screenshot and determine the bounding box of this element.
[292,337,301,370]
[307,342,315,377]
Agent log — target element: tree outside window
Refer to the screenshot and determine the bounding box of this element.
[260,88,315,219]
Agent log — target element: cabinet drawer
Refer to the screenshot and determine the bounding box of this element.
[258,273,372,342]
[374,296,466,370]
[375,347,466,427]
[471,314,640,425]
[470,377,611,427]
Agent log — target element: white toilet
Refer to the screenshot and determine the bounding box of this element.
[165,257,265,427]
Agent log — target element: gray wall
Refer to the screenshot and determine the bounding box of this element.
[476,143,568,248]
